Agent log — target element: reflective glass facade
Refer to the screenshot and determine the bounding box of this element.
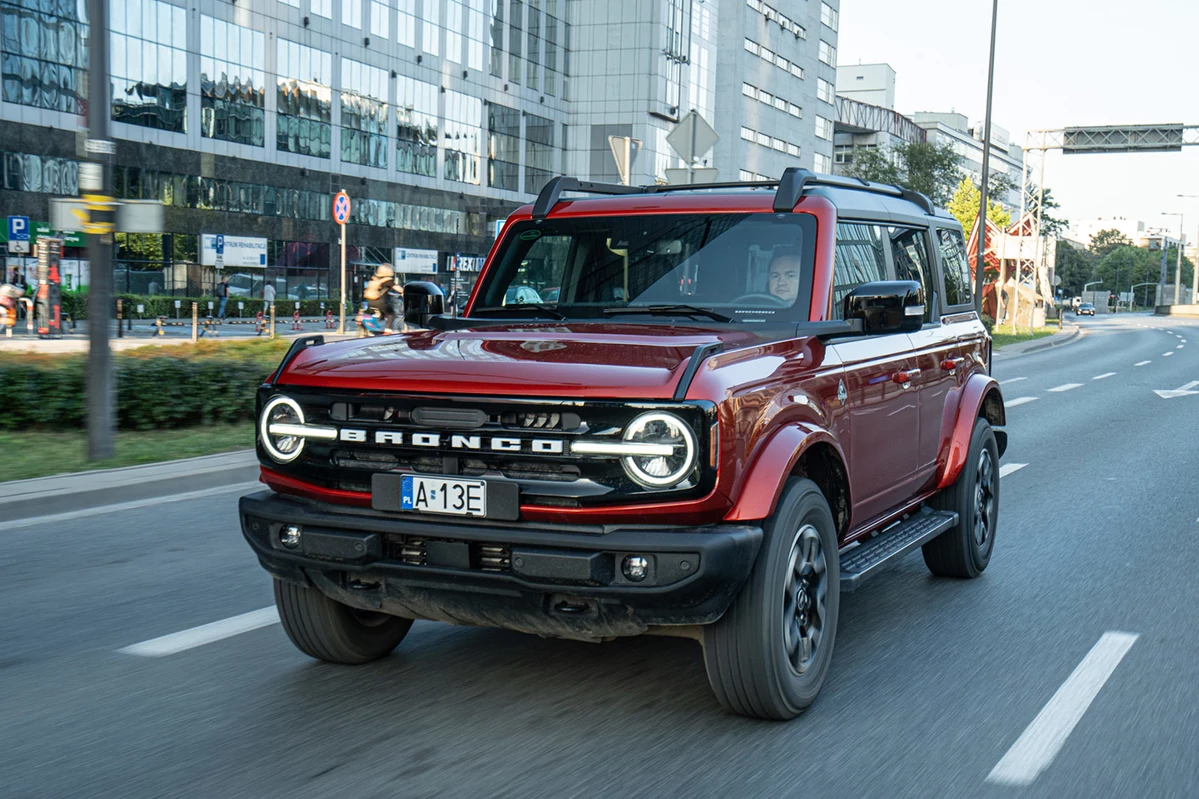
[395,74,437,177]
[396,0,415,48]
[2,149,78,193]
[0,0,88,114]
[276,38,332,159]
[524,111,554,194]
[486,102,520,192]
[340,57,388,168]
[200,15,265,146]
[488,0,503,78]
[444,89,481,185]
[110,0,186,132]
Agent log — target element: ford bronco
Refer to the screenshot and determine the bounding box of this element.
[241,168,1007,720]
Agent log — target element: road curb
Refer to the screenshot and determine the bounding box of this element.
[0,450,259,522]
[995,323,1084,359]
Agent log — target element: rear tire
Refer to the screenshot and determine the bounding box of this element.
[702,478,839,720]
[274,579,413,664]
[923,417,999,578]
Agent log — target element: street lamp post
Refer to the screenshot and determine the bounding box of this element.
[1131,282,1156,311]
[1177,193,1199,305]
[1162,212,1184,306]
[973,0,1000,313]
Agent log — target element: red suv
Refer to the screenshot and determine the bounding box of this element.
[241,169,1007,720]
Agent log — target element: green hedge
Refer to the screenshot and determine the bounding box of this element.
[61,291,336,321]
[0,341,289,431]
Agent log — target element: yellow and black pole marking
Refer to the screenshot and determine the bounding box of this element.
[80,194,117,235]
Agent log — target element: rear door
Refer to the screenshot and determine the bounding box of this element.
[827,222,922,526]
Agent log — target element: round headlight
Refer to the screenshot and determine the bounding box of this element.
[621,412,697,488]
[260,396,306,463]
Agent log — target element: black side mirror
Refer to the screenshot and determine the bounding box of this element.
[843,280,924,334]
[402,281,445,328]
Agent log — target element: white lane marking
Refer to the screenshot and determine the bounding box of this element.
[986,631,1139,787]
[1135,360,1152,367]
[1091,372,1116,380]
[1177,345,1184,349]
[999,463,1027,478]
[0,481,264,533]
[1163,352,1174,357]
[1005,396,1039,407]
[1048,383,1083,392]
[1000,377,1027,385]
[119,607,279,657]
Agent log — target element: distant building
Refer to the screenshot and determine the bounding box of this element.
[910,112,1024,212]
[1067,219,1181,251]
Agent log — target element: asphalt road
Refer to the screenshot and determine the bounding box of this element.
[3,312,1198,798]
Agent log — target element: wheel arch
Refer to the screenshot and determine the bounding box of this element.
[937,374,1005,490]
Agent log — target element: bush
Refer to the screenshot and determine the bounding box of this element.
[0,340,289,431]
[980,313,995,333]
[61,290,334,321]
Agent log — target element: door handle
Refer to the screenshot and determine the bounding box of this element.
[892,368,921,385]
[941,356,966,371]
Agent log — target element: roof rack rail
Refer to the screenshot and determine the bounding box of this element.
[529,168,936,221]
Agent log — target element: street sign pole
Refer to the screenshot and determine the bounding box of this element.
[338,222,346,334]
[85,0,116,461]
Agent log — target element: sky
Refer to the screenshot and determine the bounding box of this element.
[836,0,1199,241]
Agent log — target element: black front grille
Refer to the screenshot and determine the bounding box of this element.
[387,535,512,572]
[263,388,715,507]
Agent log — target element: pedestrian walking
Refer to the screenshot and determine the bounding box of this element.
[263,280,276,308]
[217,277,229,319]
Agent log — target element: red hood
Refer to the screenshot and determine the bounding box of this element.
[275,323,769,399]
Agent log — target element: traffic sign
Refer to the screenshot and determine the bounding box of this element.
[214,234,224,269]
[333,191,352,225]
[608,136,642,186]
[7,216,30,254]
[666,110,719,163]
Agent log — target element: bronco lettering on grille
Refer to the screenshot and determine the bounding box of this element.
[338,428,566,454]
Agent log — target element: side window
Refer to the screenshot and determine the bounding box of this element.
[831,222,887,319]
[888,227,934,323]
[938,228,973,307]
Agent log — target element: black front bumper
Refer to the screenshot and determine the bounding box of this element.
[240,491,762,640]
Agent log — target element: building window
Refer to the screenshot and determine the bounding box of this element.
[771,137,786,152]
[444,89,482,184]
[200,16,265,146]
[790,63,804,80]
[758,90,774,107]
[468,0,486,72]
[787,143,800,157]
[814,152,832,173]
[818,40,836,67]
[446,0,463,63]
[397,0,416,46]
[526,0,542,92]
[817,78,834,104]
[820,2,838,31]
[343,0,361,27]
[815,115,833,141]
[423,0,440,55]
[109,0,187,133]
[396,75,438,177]
[370,0,388,37]
[508,0,523,84]
[756,132,770,147]
[276,39,333,158]
[742,83,756,99]
[787,103,802,118]
[739,169,754,181]
[543,4,560,96]
[744,38,758,55]
[279,0,299,7]
[312,0,331,18]
[489,0,505,77]
[1,0,88,114]
[525,111,555,194]
[773,97,786,112]
[759,46,774,64]
[487,102,520,191]
[740,126,755,141]
[340,57,388,168]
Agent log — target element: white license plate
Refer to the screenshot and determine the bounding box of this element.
[400,475,487,517]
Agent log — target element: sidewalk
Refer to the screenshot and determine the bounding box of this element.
[0,321,358,353]
[993,319,1083,359]
[0,450,259,521]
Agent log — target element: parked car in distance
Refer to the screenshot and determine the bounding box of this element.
[1076,302,1096,316]
[504,285,543,305]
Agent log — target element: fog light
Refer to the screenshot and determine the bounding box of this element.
[622,555,649,582]
[279,525,302,549]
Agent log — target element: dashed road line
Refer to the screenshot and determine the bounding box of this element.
[1135,360,1152,367]
[999,463,1027,478]
[1092,373,1116,380]
[1048,383,1083,392]
[1000,377,1027,385]
[119,608,279,657]
[1164,352,1174,358]
[1006,397,1039,407]
[1177,345,1184,349]
[986,631,1139,787]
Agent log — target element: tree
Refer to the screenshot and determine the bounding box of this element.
[1093,244,1193,307]
[947,175,1012,239]
[1031,187,1067,238]
[1054,242,1096,297]
[843,140,962,206]
[1089,229,1131,259]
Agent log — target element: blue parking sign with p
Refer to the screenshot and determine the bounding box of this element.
[214,234,224,254]
[8,216,29,241]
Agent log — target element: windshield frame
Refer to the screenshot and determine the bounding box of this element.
[467,211,818,325]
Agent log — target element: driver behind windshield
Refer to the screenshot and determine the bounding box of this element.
[768,249,802,304]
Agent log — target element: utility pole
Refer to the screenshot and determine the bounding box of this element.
[973,0,1000,312]
[1175,230,1184,304]
[1029,129,1048,332]
[85,0,116,460]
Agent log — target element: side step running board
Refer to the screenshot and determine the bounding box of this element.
[839,509,958,592]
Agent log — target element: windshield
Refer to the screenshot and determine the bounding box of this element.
[471,212,817,322]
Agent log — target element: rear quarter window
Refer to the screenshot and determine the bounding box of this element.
[937,228,973,308]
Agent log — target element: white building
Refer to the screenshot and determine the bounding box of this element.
[910,111,1024,211]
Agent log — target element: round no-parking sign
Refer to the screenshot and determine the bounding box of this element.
[332,191,351,225]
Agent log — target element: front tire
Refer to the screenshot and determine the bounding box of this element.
[274,579,413,664]
[702,478,840,720]
[923,417,999,578]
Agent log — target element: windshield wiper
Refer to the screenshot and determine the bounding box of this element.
[602,304,733,323]
[470,304,568,320]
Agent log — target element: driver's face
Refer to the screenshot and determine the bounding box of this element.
[768,256,801,304]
